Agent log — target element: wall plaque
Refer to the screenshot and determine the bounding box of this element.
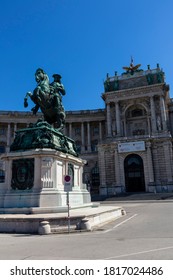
[11,158,34,190]
[118,141,145,153]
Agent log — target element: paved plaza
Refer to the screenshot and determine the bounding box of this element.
[1,194,173,260]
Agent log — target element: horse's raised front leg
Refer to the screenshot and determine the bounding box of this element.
[24,92,32,108]
[31,104,40,115]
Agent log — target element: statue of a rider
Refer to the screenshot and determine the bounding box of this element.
[24,68,66,130]
[50,73,66,108]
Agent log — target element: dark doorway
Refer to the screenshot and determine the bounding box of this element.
[91,164,100,194]
[124,154,145,192]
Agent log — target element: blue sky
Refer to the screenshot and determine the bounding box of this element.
[1,0,173,112]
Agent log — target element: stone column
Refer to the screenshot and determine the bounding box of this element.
[81,122,85,152]
[122,118,127,137]
[150,96,157,133]
[87,122,91,152]
[115,101,121,136]
[115,146,121,185]
[160,96,167,130]
[106,102,112,137]
[163,142,172,182]
[13,123,17,138]
[147,117,151,135]
[69,123,72,138]
[146,142,154,183]
[99,122,102,141]
[6,123,11,152]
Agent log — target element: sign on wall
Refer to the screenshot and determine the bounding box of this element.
[118,141,145,153]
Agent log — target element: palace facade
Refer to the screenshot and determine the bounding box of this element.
[1,62,173,195]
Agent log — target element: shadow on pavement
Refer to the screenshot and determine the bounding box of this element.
[91,192,173,202]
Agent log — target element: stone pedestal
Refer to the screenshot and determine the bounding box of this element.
[0,148,91,213]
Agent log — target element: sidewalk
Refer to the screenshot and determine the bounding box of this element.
[92,192,173,202]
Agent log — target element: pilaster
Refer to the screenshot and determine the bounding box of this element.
[87,122,91,152]
[81,122,85,152]
[115,101,121,136]
[106,102,112,137]
[6,123,11,152]
[160,96,167,131]
[146,142,154,183]
[150,96,157,133]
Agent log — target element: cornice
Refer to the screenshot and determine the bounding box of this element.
[102,83,166,102]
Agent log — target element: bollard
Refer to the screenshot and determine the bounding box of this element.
[38,221,51,235]
[78,219,91,231]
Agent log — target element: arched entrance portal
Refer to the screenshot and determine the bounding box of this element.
[124,154,145,192]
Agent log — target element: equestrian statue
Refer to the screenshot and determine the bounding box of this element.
[24,68,66,130]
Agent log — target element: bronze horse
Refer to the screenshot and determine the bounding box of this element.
[24,68,66,129]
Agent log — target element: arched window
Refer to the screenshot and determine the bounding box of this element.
[125,105,148,136]
[131,108,143,117]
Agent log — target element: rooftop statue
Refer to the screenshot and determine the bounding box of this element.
[24,68,66,130]
[122,57,141,75]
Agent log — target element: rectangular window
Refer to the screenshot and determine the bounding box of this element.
[93,126,99,136]
[0,128,5,135]
[0,146,5,154]
[75,127,81,135]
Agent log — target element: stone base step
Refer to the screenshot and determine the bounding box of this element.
[0,205,125,234]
